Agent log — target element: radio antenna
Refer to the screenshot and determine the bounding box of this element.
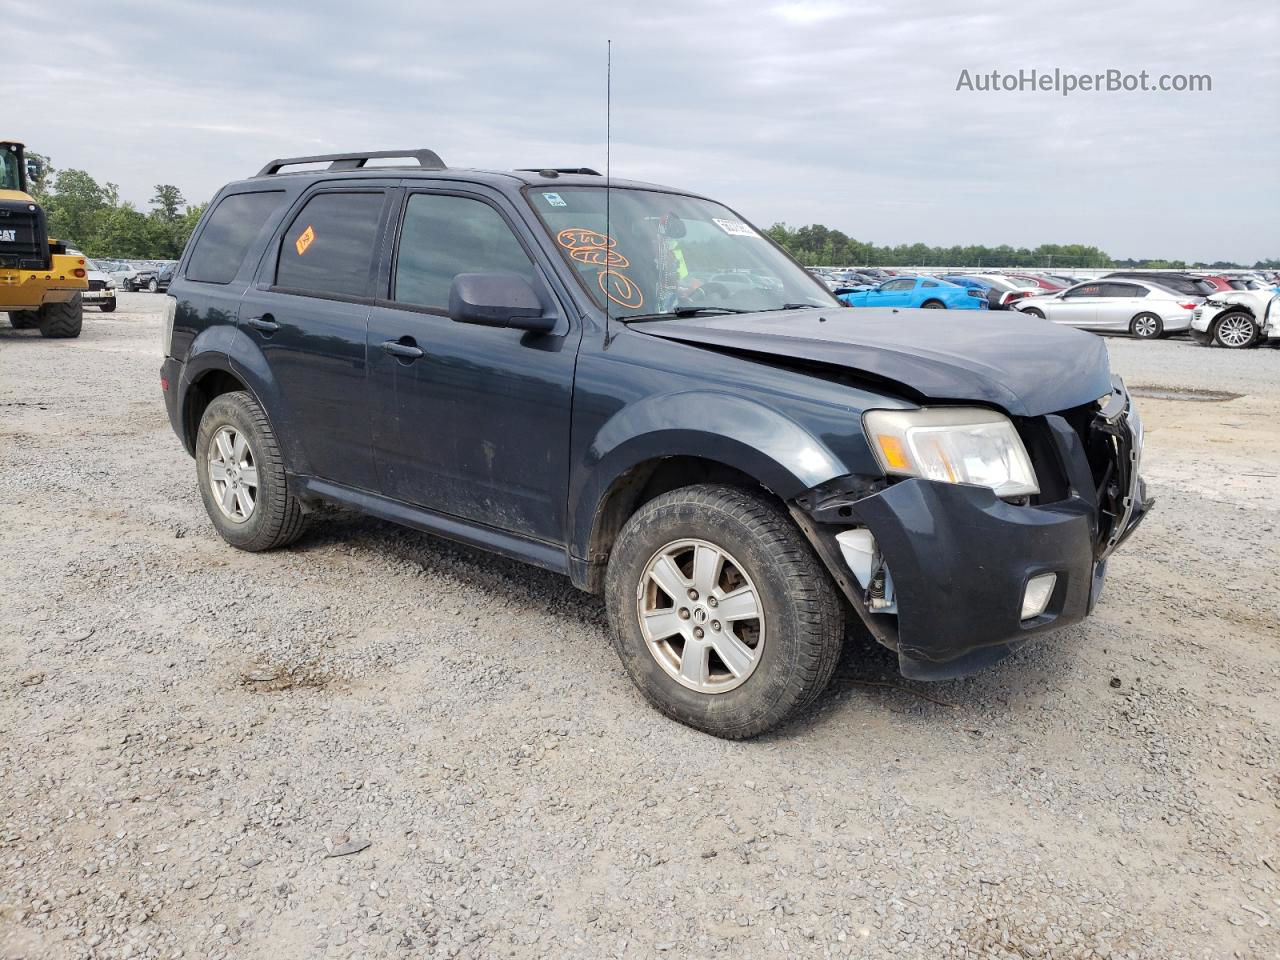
[604,38,613,344]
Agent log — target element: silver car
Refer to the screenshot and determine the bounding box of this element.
[1013,278,1199,339]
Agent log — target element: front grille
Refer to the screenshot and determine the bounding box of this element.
[89,279,107,291]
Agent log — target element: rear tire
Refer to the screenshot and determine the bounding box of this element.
[195,391,306,551]
[8,310,39,330]
[37,296,83,338]
[99,298,117,313]
[1129,313,1163,339]
[1021,307,1045,319]
[1212,312,1260,349]
[605,484,844,739]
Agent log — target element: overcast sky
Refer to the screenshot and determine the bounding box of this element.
[11,0,1279,263]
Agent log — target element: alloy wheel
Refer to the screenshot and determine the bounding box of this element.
[207,425,258,523]
[1133,315,1160,338]
[636,539,765,693]
[1217,315,1255,348]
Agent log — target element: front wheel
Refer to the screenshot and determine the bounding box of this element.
[195,391,306,551]
[148,278,159,293]
[1213,312,1259,349]
[921,300,945,309]
[605,484,844,739]
[99,298,117,313]
[1129,313,1163,339]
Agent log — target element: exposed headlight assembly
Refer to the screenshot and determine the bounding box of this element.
[863,407,1039,498]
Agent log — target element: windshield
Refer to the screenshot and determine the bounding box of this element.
[0,146,22,193]
[528,187,838,318]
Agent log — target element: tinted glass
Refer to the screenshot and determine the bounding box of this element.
[922,280,938,288]
[1101,282,1146,298]
[186,191,285,284]
[1065,284,1103,298]
[881,279,914,291]
[277,192,384,298]
[394,194,535,310]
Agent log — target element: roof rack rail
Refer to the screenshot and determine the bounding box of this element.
[256,149,446,177]
[517,167,602,177]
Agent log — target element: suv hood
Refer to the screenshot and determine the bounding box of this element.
[631,307,1113,417]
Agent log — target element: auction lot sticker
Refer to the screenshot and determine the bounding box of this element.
[712,218,756,237]
[295,225,316,256]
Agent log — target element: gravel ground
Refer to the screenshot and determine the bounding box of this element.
[2,294,1277,960]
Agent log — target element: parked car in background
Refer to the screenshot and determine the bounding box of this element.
[839,276,987,310]
[1102,271,1217,298]
[1190,289,1279,348]
[105,262,141,291]
[942,274,1037,310]
[154,261,177,293]
[1006,274,1067,292]
[1014,279,1198,339]
[71,252,118,313]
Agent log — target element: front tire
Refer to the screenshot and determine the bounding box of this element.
[38,296,83,338]
[921,300,945,309]
[8,310,39,329]
[148,278,159,293]
[99,298,117,313]
[1213,312,1260,349]
[195,391,306,551]
[605,484,844,739]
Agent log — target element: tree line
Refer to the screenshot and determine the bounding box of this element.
[765,222,1277,271]
[24,157,1277,270]
[28,154,206,261]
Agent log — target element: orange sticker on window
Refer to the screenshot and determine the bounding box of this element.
[295,225,316,256]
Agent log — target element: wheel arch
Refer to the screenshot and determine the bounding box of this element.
[571,393,850,592]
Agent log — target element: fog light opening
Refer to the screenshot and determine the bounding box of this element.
[1021,573,1057,621]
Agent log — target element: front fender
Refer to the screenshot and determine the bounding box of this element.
[570,390,848,561]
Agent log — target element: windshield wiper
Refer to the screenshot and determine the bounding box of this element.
[625,307,751,322]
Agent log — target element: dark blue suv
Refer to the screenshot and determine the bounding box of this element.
[161,149,1149,738]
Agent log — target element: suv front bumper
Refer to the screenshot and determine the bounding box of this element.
[798,384,1150,679]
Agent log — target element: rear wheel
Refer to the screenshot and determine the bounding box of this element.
[1129,313,1163,339]
[8,310,39,330]
[37,296,83,338]
[1213,312,1259,349]
[605,484,844,739]
[1021,307,1045,319]
[195,391,306,551]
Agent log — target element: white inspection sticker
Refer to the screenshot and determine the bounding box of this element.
[712,217,756,237]
[542,192,567,207]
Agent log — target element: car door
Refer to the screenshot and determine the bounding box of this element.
[1096,282,1148,330]
[365,187,580,544]
[237,186,392,491]
[1044,282,1103,328]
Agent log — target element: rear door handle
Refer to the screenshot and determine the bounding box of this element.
[382,338,424,360]
[246,315,279,333]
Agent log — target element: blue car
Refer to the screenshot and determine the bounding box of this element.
[839,276,988,310]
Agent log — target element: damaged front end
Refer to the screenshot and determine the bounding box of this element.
[792,378,1151,680]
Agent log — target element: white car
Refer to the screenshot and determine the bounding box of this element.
[1190,289,1279,349]
[1013,278,1198,339]
[68,250,118,313]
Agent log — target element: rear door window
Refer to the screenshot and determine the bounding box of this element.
[186,191,284,284]
[276,192,385,299]
[1101,282,1146,298]
[392,193,536,312]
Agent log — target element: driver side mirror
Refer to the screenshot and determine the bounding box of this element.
[448,273,555,333]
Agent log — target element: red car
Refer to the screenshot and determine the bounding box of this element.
[1007,274,1067,291]
[1199,275,1234,292]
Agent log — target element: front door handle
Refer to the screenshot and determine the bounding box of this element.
[382,338,425,360]
[246,315,279,333]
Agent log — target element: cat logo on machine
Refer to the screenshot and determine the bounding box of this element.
[0,229,15,243]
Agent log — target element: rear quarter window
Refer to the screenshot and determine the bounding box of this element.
[186,191,285,284]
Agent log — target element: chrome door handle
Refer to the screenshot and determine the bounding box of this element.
[246,315,279,333]
[382,338,424,360]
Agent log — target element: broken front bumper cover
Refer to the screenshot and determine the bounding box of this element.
[796,387,1151,680]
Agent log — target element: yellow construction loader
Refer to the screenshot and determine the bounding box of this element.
[1,140,86,338]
